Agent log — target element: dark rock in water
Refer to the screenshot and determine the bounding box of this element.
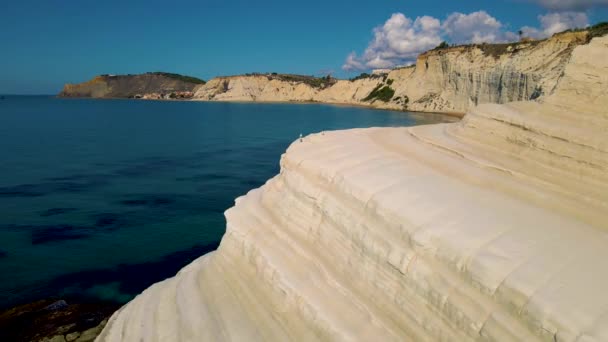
[119,195,174,207]
[90,211,150,231]
[0,298,118,342]
[44,300,68,311]
[40,242,220,301]
[120,199,148,206]
[175,173,233,182]
[152,198,173,206]
[0,250,6,258]
[40,208,78,217]
[0,176,109,198]
[0,183,47,197]
[92,213,129,231]
[31,225,91,245]
[94,214,119,227]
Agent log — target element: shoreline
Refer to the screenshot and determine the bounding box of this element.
[55,95,466,119]
[190,98,467,118]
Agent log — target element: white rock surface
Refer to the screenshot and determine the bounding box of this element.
[98,36,608,341]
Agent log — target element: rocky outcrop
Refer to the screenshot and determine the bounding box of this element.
[0,299,117,342]
[98,35,608,341]
[58,73,205,99]
[194,31,589,115]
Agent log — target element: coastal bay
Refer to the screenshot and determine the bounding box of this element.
[0,98,452,310]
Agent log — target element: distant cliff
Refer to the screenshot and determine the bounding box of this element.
[58,27,603,114]
[58,72,205,99]
[194,30,593,115]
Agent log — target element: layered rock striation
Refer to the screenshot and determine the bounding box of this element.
[98,35,608,341]
[194,31,589,115]
[58,72,205,99]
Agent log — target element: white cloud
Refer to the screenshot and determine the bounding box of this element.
[521,11,589,38]
[343,52,365,71]
[530,0,608,10]
[343,11,511,71]
[342,8,592,72]
[442,11,514,44]
[343,13,442,72]
[539,11,589,34]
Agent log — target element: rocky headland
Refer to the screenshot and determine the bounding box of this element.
[95,30,608,341]
[58,72,205,99]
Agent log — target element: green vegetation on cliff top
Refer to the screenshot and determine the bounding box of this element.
[146,72,206,84]
[425,23,607,59]
[271,74,335,89]
[565,22,608,39]
[235,73,336,89]
[349,73,386,82]
[99,72,206,84]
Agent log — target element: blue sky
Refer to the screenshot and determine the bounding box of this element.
[1,0,606,94]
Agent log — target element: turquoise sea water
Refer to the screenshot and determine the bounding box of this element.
[0,96,455,308]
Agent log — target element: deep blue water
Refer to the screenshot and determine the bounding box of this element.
[0,96,455,308]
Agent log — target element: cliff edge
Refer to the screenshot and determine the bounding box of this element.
[58,72,205,99]
[97,35,608,341]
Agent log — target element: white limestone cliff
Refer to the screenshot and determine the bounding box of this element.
[193,31,588,116]
[97,35,608,341]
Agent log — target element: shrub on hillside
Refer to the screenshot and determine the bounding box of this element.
[148,72,206,84]
[434,41,449,50]
[363,84,395,102]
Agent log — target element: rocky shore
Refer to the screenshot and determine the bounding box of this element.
[0,299,118,342]
[136,91,194,100]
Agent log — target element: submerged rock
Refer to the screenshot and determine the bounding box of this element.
[44,300,68,311]
[0,299,117,342]
[39,208,78,217]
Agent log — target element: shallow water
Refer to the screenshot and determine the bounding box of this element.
[0,96,455,308]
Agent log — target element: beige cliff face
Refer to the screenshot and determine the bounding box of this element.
[194,75,320,102]
[98,36,608,341]
[195,75,385,107]
[391,31,588,113]
[194,32,588,115]
[313,78,385,104]
[60,76,111,98]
